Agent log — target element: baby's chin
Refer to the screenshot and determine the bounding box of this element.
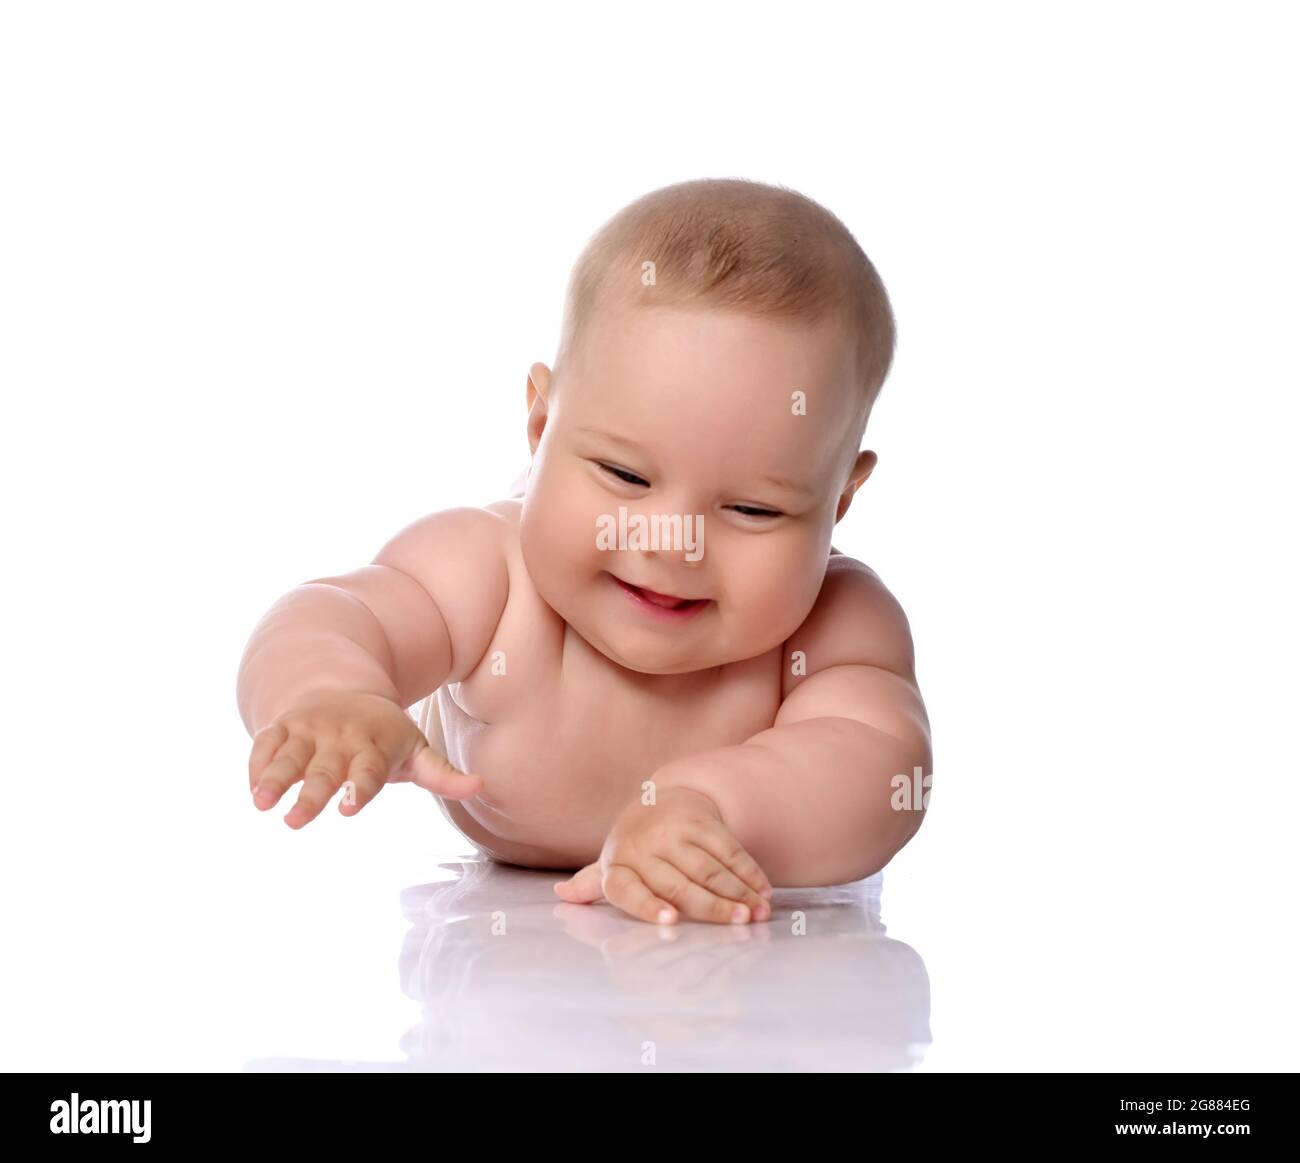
[568,614,771,677]
[559,619,700,675]
[601,641,719,677]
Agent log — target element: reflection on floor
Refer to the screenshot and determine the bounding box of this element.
[249,857,930,1072]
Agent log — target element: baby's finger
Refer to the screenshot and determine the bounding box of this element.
[252,733,314,810]
[553,861,603,903]
[338,745,388,815]
[283,743,347,829]
[604,863,679,925]
[248,722,289,792]
[642,854,752,925]
[676,843,770,920]
[407,745,482,800]
[691,824,773,900]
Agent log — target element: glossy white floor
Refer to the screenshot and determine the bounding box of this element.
[6,718,1295,1073]
[252,861,928,1073]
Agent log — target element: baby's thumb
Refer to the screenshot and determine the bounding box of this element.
[554,861,603,903]
[406,743,482,800]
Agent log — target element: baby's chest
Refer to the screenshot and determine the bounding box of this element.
[446,633,784,790]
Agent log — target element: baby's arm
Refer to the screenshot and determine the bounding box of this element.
[236,507,510,822]
[654,555,932,887]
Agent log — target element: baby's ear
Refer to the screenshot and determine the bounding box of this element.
[526,363,552,452]
[835,450,878,523]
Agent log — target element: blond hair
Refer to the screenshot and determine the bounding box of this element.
[555,178,896,420]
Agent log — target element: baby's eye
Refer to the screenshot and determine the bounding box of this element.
[599,462,649,487]
[728,504,783,519]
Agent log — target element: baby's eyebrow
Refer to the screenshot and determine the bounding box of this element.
[576,426,646,453]
[758,473,816,499]
[579,425,815,498]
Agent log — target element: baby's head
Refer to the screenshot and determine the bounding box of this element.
[519,177,896,675]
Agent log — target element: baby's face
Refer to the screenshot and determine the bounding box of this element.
[520,300,866,675]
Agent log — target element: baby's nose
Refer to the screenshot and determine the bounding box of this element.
[631,507,706,567]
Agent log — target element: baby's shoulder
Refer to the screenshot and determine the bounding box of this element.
[780,551,917,696]
[483,496,523,528]
[375,502,515,575]
[481,498,526,572]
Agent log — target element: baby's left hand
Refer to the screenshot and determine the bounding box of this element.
[554,786,773,925]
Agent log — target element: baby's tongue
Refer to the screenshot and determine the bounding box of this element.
[638,586,687,609]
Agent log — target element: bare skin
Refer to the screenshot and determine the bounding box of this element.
[238,300,932,925]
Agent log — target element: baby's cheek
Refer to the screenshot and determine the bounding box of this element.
[526,483,597,578]
[725,571,803,646]
[724,539,824,640]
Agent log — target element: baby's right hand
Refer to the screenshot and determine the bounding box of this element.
[247,690,482,829]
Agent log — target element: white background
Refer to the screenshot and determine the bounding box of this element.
[2,1,1296,1071]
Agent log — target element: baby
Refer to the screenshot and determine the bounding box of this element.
[236,178,932,926]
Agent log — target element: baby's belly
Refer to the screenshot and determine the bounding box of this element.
[434,691,774,868]
[446,723,652,866]
[438,797,601,869]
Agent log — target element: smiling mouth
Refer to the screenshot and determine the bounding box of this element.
[609,574,710,618]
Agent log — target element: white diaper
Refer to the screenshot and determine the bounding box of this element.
[414,688,449,758]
